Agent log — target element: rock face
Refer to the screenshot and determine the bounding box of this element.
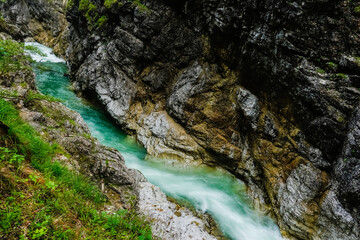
[0,0,69,56]
[0,38,217,239]
[65,0,360,239]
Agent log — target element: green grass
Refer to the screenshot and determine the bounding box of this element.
[24,90,63,104]
[0,40,32,75]
[0,88,18,98]
[0,98,152,239]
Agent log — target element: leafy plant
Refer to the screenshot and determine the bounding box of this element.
[32,227,48,239]
[29,173,40,183]
[65,0,74,10]
[104,0,118,8]
[0,147,24,166]
[45,181,58,190]
[355,56,360,65]
[316,68,325,74]
[0,204,21,232]
[316,67,326,74]
[96,15,108,27]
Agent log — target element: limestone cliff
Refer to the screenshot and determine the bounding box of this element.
[0,0,68,56]
[65,0,360,239]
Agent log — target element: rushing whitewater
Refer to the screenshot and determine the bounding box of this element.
[25,42,65,63]
[26,43,284,240]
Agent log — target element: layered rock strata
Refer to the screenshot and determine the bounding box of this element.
[66,0,360,239]
[0,0,68,56]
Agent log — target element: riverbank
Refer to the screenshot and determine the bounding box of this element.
[0,38,218,239]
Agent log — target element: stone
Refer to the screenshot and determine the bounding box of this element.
[278,163,323,239]
[137,182,217,240]
[236,87,260,131]
[0,0,68,56]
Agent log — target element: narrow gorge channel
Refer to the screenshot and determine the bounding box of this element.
[27,42,283,240]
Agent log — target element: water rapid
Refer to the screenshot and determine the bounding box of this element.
[26,42,284,240]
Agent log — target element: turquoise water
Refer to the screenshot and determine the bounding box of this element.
[27,43,284,240]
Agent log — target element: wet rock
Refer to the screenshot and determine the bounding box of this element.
[137,182,217,240]
[136,110,207,163]
[0,0,69,56]
[236,88,260,131]
[305,117,344,163]
[334,104,360,223]
[74,46,136,124]
[263,114,278,139]
[167,61,204,120]
[278,163,324,239]
[340,56,360,75]
[317,190,359,240]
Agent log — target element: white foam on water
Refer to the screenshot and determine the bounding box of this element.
[25,42,65,63]
[126,160,284,240]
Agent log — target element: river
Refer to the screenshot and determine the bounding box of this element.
[26,42,284,240]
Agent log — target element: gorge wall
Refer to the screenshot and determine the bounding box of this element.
[0,0,68,56]
[65,0,360,239]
